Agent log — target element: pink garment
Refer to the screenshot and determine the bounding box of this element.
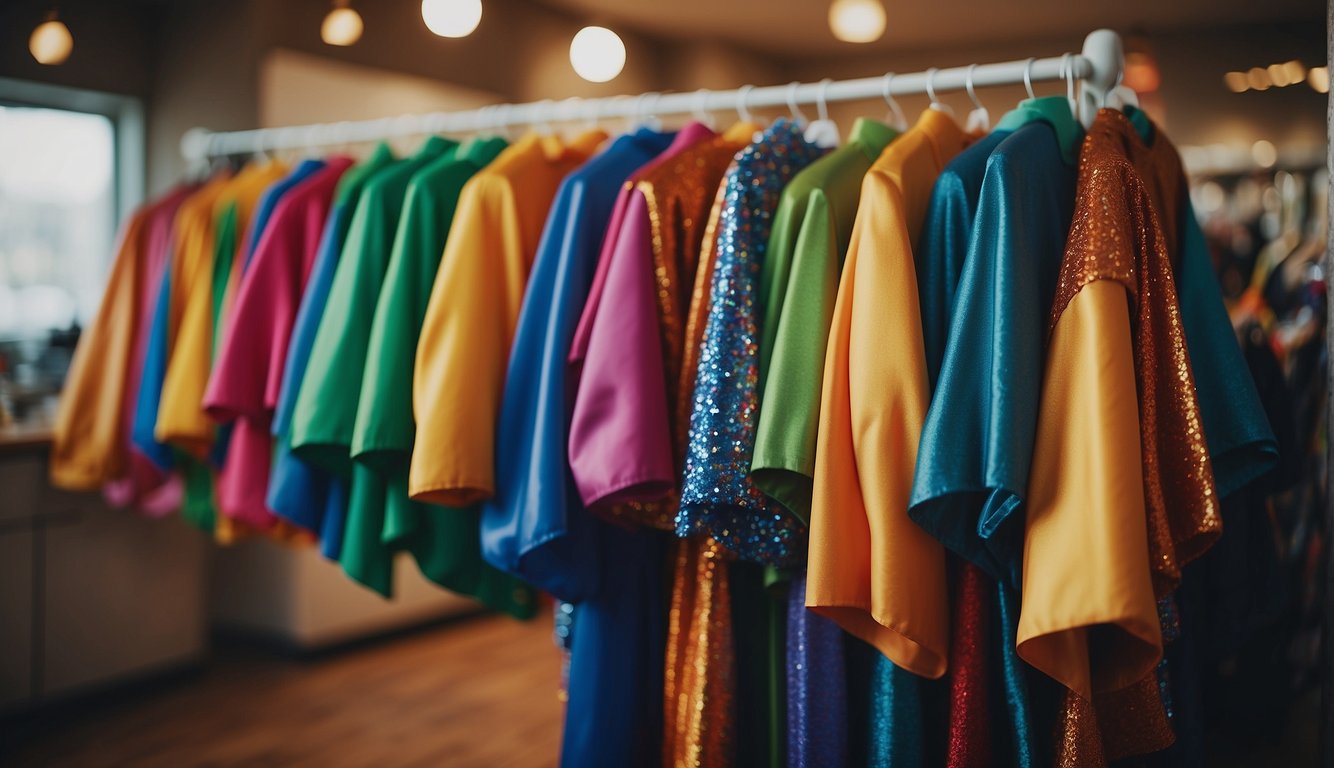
[103,185,195,516]
[567,123,715,509]
[203,158,353,528]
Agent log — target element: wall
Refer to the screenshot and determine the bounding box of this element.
[0,0,156,100]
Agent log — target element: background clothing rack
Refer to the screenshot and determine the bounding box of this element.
[181,29,1125,162]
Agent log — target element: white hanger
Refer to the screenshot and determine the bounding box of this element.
[881,72,909,131]
[926,68,955,116]
[785,82,808,126]
[1023,57,1038,101]
[804,78,841,148]
[963,63,990,133]
[634,92,663,131]
[692,89,717,130]
[736,84,756,125]
[1060,53,1078,121]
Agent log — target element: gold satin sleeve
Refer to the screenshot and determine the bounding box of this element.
[1018,279,1162,699]
[409,172,523,507]
[806,169,949,679]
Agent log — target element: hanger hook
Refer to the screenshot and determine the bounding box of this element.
[1023,57,1036,100]
[736,84,755,123]
[815,78,832,122]
[882,72,907,128]
[1060,53,1076,112]
[692,89,714,127]
[635,92,660,126]
[785,81,807,123]
[925,67,942,106]
[965,63,983,111]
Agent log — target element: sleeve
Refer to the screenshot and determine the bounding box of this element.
[752,189,837,522]
[1016,278,1162,699]
[806,174,949,680]
[289,189,389,473]
[409,174,525,507]
[49,210,148,489]
[566,191,676,508]
[155,211,221,454]
[352,180,450,461]
[203,201,301,425]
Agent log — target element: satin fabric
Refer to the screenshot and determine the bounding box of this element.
[807,108,968,680]
[751,118,898,524]
[203,158,354,530]
[566,122,756,527]
[481,127,676,605]
[267,143,394,556]
[409,131,607,508]
[346,136,523,608]
[157,161,288,456]
[53,185,190,494]
[678,119,826,565]
[100,185,195,515]
[292,137,454,486]
[130,174,232,474]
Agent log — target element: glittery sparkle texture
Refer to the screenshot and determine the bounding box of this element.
[946,563,992,767]
[677,120,826,565]
[595,131,751,531]
[786,572,847,768]
[663,536,736,768]
[1048,108,1221,599]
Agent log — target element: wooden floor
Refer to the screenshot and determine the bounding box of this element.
[2,614,564,768]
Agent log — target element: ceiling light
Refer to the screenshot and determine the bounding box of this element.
[1223,71,1249,93]
[1309,66,1330,94]
[422,0,482,38]
[828,0,886,44]
[1282,60,1306,86]
[1251,140,1277,169]
[569,26,625,83]
[1246,67,1271,91]
[321,0,363,46]
[29,11,72,66]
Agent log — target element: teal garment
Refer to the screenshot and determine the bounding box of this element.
[908,98,1083,590]
[1122,106,1279,496]
[868,654,924,768]
[909,99,1080,768]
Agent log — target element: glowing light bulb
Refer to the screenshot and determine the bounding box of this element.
[828,0,886,44]
[422,0,482,38]
[1309,66,1330,94]
[321,1,363,47]
[1223,71,1249,93]
[29,14,72,66]
[1251,140,1277,169]
[1246,67,1271,91]
[569,26,625,83]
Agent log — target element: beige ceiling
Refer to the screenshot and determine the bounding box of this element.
[537,0,1321,55]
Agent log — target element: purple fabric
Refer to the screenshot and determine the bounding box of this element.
[788,572,848,768]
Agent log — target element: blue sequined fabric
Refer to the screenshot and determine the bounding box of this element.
[677,119,825,565]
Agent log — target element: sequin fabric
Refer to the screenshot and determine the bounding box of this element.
[664,536,736,768]
[786,572,847,768]
[1054,690,1107,768]
[1047,108,1221,598]
[946,563,992,767]
[678,119,826,565]
[597,129,754,531]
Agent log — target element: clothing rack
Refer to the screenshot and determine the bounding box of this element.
[181,29,1125,162]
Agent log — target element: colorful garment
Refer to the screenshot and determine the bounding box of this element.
[346,136,533,615]
[677,118,825,566]
[268,144,394,556]
[807,108,968,680]
[751,118,897,523]
[408,131,607,507]
[157,161,287,456]
[481,127,675,602]
[130,175,232,474]
[567,123,758,529]
[101,185,195,514]
[203,158,354,529]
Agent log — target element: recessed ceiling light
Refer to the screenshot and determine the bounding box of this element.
[829,0,886,44]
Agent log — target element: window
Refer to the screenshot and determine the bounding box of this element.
[0,105,116,338]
